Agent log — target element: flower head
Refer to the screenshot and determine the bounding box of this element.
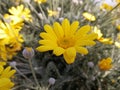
[98,57,112,71]
[0,65,16,89]
[82,12,96,21]
[93,26,113,44]
[0,20,23,61]
[36,19,97,64]
[8,4,32,22]
[100,3,113,11]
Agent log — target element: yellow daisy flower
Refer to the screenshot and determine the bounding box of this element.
[36,19,97,64]
[0,66,16,89]
[0,21,23,61]
[34,0,46,4]
[48,10,59,17]
[98,57,112,71]
[4,14,24,31]
[82,12,96,21]
[8,4,32,22]
[93,26,113,44]
[100,3,113,11]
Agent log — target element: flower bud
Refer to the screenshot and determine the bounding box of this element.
[48,77,56,85]
[9,61,17,67]
[87,62,94,68]
[22,47,35,59]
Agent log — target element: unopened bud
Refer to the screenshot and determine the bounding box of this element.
[87,62,94,68]
[48,77,56,85]
[9,61,17,67]
[22,47,35,59]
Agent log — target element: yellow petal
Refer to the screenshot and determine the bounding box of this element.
[1,66,11,78]
[39,40,57,47]
[0,30,7,39]
[85,33,98,40]
[76,40,96,46]
[53,22,64,38]
[5,70,16,78]
[36,46,54,52]
[75,46,88,55]
[53,47,65,56]
[44,24,57,39]
[0,66,4,74]
[99,38,113,44]
[76,25,91,37]
[70,21,79,35]
[0,62,6,66]
[0,78,10,87]
[63,47,76,64]
[40,32,57,41]
[62,19,70,37]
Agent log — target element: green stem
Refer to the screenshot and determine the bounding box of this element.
[27,3,41,20]
[38,4,49,23]
[14,66,32,83]
[28,58,40,88]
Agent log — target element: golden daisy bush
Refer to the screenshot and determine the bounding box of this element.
[36,19,97,64]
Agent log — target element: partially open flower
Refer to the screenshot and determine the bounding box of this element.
[98,57,112,71]
[22,47,35,59]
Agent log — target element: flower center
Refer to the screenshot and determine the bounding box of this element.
[57,36,76,49]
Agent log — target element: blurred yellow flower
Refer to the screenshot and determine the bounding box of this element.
[115,41,120,48]
[0,62,6,66]
[8,4,32,22]
[48,10,58,17]
[116,0,120,3]
[82,12,96,21]
[34,0,46,4]
[36,19,97,64]
[117,25,120,31]
[93,26,113,44]
[100,3,113,11]
[98,57,112,71]
[4,14,24,31]
[0,21,24,61]
[0,66,16,89]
